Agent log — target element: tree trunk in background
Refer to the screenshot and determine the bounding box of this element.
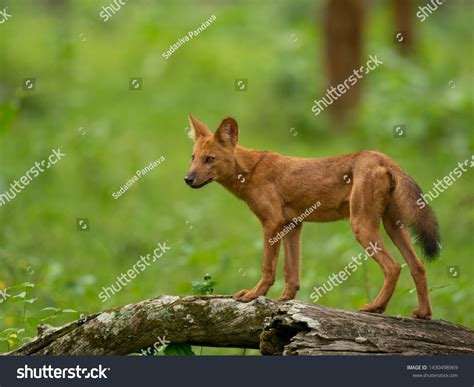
[324,0,366,119]
[393,0,414,54]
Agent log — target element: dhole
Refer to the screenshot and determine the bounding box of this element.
[185,115,440,319]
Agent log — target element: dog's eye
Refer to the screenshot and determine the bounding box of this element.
[191,155,195,161]
[205,156,214,164]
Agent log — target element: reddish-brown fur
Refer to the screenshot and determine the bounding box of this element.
[185,115,440,319]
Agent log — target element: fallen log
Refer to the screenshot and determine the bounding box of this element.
[7,296,474,355]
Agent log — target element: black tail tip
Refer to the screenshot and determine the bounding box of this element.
[421,240,442,260]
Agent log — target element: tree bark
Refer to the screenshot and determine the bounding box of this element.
[7,296,474,356]
[392,0,414,55]
[324,0,367,118]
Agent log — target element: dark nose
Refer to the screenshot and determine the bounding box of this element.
[184,175,194,186]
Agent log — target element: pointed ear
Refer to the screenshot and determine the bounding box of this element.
[188,115,212,141]
[214,117,239,147]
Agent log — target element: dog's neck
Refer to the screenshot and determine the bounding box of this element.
[217,145,266,199]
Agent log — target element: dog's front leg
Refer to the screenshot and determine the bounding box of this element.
[234,221,282,302]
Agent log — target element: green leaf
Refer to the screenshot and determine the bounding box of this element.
[191,274,215,295]
[2,283,34,292]
[41,307,60,313]
[60,309,78,314]
[39,316,57,322]
[12,291,26,299]
[7,333,19,349]
[429,284,451,292]
[0,328,24,338]
[163,343,195,356]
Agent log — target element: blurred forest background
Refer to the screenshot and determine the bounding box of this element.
[0,0,472,354]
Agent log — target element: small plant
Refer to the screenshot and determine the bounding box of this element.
[0,282,83,353]
[191,274,215,296]
[160,274,217,357]
[163,343,195,356]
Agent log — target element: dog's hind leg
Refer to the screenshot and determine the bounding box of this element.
[383,211,432,319]
[350,166,401,314]
[278,223,303,301]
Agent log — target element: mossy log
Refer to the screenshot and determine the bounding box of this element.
[7,296,474,355]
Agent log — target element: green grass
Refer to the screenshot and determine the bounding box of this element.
[0,0,473,354]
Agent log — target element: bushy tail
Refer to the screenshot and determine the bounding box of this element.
[391,171,441,260]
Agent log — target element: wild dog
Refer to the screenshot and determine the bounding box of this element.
[184,115,441,319]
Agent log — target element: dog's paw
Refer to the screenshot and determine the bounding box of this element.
[277,285,298,301]
[277,293,296,302]
[233,289,249,301]
[276,296,293,302]
[233,289,259,302]
[360,303,385,314]
[412,308,432,320]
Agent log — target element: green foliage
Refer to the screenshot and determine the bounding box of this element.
[0,281,82,351]
[192,274,215,296]
[164,343,195,356]
[0,100,18,135]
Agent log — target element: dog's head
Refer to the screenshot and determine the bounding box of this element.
[184,115,239,189]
